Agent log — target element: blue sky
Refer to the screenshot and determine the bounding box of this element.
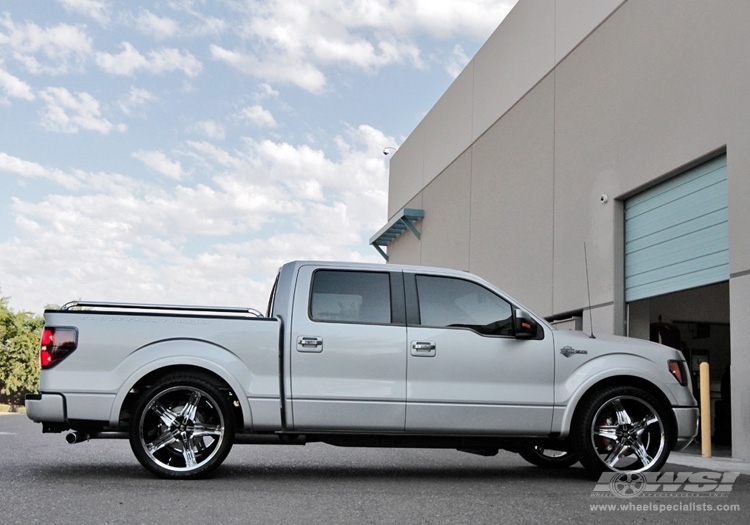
[1,0,516,313]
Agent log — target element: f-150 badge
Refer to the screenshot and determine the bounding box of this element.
[561,346,588,358]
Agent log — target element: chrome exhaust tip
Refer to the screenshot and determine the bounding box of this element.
[65,431,89,444]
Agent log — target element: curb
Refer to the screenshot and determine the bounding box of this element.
[668,452,750,475]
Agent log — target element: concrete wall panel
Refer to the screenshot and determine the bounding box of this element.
[469,75,555,314]
[421,64,474,190]
[728,137,750,275]
[419,151,472,270]
[386,194,423,265]
[387,124,424,217]
[554,0,625,62]
[730,274,750,459]
[472,0,555,140]
[553,0,750,314]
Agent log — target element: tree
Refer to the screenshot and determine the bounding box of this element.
[0,294,44,410]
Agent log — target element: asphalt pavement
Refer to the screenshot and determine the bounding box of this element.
[1,413,748,525]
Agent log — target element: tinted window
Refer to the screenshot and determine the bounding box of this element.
[416,275,513,335]
[311,270,391,324]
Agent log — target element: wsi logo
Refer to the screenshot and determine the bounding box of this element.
[592,471,741,498]
[607,473,648,498]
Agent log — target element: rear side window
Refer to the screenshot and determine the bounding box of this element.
[310,270,391,325]
[416,275,513,336]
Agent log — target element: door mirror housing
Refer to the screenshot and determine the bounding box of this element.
[513,308,538,339]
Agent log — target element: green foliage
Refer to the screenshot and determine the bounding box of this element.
[0,294,44,408]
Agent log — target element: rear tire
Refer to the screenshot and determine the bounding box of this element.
[573,385,672,476]
[518,445,578,469]
[129,374,235,479]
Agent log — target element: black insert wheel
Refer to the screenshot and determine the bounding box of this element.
[518,445,578,469]
[573,385,672,476]
[129,374,235,479]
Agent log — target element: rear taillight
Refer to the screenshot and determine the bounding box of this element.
[668,360,688,386]
[40,327,78,369]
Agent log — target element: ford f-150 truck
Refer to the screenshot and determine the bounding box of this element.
[26,260,698,479]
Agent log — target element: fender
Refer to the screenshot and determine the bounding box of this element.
[551,352,680,438]
[108,338,265,429]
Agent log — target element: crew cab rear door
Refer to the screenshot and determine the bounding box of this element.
[404,272,554,434]
[288,265,407,431]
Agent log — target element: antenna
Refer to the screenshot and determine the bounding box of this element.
[584,243,595,339]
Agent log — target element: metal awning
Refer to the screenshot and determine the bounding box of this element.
[369,208,424,261]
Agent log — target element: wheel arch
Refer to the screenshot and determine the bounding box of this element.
[117,364,246,432]
[108,339,254,430]
[559,375,678,448]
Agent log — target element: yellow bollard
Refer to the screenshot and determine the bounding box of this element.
[700,361,712,458]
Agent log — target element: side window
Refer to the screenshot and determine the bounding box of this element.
[415,275,513,336]
[310,270,391,325]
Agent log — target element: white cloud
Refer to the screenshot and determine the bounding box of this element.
[94,42,145,75]
[191,120,226,140]
[445,44,470,78]
[0,61,35,101]
[132,150,185,180]
[0,0,518,316]
[238,105,277,128]
[96,42,202,77]
[138,47,202,77]
[118,86,156,116]
[0,152,48,177]
[212,0,514,91]
[129,10,180,40]
[0,13,93,75]
[162,1,227,38]
[394,0,514,39]
[1,125,392,312]
[57,0,112,25]
[242,1,420,71]
[186,16,227,38]
[256,83,279,100]
[38,87,114,134]
[210,44,326,94]
[0,152,84,189]
[186,141,241,169]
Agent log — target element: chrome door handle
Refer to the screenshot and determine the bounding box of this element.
[297,336,323,353]
[410,341,436,357]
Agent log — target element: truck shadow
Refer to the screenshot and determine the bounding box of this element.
[215,463,595,483]
[31,462,595,483]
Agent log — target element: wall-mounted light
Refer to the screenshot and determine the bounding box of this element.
[383,146,398,156]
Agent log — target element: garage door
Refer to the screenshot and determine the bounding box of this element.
[625,154,728,302]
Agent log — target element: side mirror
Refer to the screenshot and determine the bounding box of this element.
[513,308,538,339]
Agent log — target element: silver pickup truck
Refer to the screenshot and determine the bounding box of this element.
[26,260,698,479]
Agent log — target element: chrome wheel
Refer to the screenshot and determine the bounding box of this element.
[574,386,672,475]
[591,395,665,471]
[129,375,234,478]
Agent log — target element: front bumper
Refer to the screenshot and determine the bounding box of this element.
[25,392,66,424]
[673,406,700,450]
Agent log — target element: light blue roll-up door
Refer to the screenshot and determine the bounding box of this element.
[625,154,728,302]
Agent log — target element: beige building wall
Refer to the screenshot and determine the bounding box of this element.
[470,74,555,313]
[383,0,750,459]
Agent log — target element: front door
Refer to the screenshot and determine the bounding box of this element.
[405,273,554,434]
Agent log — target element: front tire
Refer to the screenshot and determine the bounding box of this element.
[573,386,672,476]
[129,375,235,479]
